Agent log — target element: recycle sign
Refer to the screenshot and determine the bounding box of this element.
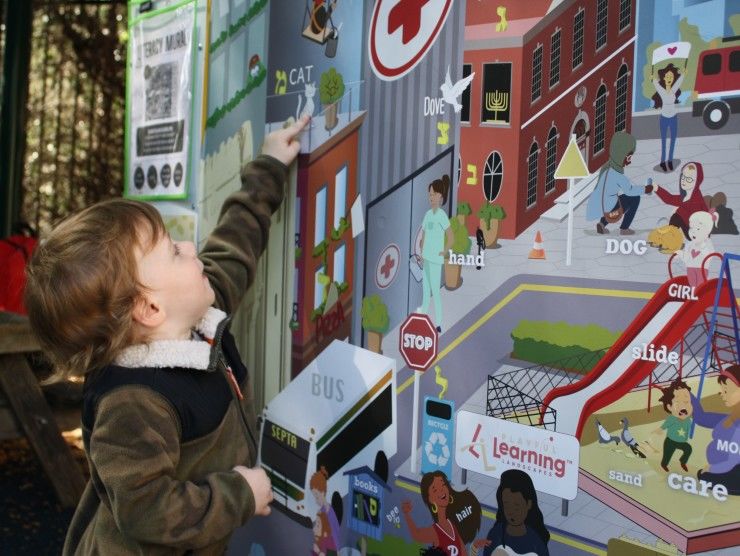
[421,396,455,478]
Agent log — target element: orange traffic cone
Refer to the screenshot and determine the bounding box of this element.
[528,230,546,259]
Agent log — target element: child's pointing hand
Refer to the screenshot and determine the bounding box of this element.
[261,115,310,166]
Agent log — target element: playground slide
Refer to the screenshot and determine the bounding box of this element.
[542,277,731,439]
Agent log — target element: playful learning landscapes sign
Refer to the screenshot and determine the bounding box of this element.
[455,410,581,500]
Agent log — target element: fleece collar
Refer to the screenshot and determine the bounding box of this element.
[114,307,228,370]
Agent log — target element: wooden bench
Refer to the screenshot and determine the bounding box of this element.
[0,312,86,508]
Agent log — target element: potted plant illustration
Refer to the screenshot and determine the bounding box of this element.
[456,201,471,228]
[361,294,389,354]
[444,217,472,290]
[477,202,506,248]
[319,68,345,131]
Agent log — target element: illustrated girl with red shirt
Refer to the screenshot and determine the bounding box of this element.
[654,161,708,239]
[402,471,490,556]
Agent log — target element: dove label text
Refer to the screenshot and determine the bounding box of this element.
[631,343,679,364]
[424,96,446,116]
[668,283,699,300]
[667,473,728,502]
[608,470,643,487]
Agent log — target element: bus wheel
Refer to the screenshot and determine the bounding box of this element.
[374,451,389,483]
[703,101,730,130]
[331,490,343,525]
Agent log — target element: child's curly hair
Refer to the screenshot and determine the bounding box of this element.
[25,199,166,383]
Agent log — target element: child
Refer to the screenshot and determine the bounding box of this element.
[651,379,694,473]
[25,116,309,555]
[678,210,718,288]
[482,470,549,556]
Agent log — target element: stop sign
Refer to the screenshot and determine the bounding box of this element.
[399,313,438,371]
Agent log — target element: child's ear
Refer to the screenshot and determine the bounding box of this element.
[132,295,166,328]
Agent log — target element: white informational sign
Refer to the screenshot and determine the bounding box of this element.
[455,410,581,500]
[126,1,196,199]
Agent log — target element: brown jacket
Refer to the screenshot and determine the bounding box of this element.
[63,155,288,555]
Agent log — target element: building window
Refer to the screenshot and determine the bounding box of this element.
[481,62,512,124]
[461,64,472,123]
[619,0,631,32]
[526,142,539,208]
[573,9,584,69]
[702,53,721,75]
[545,127,558,195]
[596,0,608,50]
[483,151,503,202]
[314,186,327,246]
[314,266,325,309]
[333,166,347,229]
[333,243,346,285]
[615,64,629,132]
[531,45,543,102]
[594,84,608,154]
[549,30,561,89]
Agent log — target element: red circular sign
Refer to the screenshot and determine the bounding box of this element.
[399,313,439,371]
[369,0,454,81]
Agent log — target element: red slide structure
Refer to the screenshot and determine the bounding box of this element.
[541,276,732,439]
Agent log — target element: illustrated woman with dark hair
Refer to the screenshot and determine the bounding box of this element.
[690,364,740,495]
[402,471,490,556]
[652,63,685,172]
[482,470,550,556]
[418,175,453,333]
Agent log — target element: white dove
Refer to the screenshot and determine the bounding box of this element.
[439,66,475,113]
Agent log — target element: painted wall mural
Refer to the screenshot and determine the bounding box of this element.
[196,1,740,554]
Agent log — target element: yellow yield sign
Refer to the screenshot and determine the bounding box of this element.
[554,136,589,179]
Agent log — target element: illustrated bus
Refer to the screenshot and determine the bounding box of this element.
[692,36,740,129]
[258,340,397,525]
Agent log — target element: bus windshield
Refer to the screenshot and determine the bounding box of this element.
[261,419,309,487]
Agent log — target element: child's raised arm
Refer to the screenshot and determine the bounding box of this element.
[200,117,308,313]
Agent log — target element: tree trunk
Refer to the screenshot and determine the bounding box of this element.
[480,218,501,248]
[324,102,338,130]
[444,260,462,290]
[366,330,383,354]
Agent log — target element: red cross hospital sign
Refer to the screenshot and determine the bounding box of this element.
[369,0,454,81]
[375,244,400,289]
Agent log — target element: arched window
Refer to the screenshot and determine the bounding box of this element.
[593,84,608,155]
[615,64,629,132]
[483,151,503,202]
[526,142,539,208]
[545,127,558,195]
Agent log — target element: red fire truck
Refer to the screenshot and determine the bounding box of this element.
[692,37,740,129]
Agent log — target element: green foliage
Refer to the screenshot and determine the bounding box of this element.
[449,217,472,254]
[456,201,472,216]
[330,217,350,241]
[319,68,345,105]
[312,239,329,259]
[510,320,621,373]
[478,203,506,230]
[295,246,302,260]
[361,295,390,334]
[206,64,267,129]
[209,0,268,54]
[336,281,349,293]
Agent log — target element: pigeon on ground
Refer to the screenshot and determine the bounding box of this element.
[619,417,647,458]
[596,420,620,445]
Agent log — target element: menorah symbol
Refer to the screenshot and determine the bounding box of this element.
[485,90,509,123]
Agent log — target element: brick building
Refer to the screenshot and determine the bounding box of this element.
[459,0,636,239]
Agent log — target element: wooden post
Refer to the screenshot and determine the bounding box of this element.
[0,317,86,508]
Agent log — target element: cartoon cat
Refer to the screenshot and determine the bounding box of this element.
[296,82,316,122]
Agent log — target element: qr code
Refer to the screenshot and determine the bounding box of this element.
[144,62,178,121]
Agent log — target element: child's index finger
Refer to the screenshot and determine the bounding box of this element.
[285,115,310,139]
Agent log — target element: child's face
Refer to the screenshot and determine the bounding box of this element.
[688,213,712,242]
[501,488,531,527]
[136,230,215,337]
[669,388,693,419]
[719,380,740,408]
[680,165,696,192]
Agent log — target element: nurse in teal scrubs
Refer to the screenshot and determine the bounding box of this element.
[419,175,452,333]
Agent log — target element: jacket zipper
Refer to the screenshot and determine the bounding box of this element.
[219,358,258,456]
